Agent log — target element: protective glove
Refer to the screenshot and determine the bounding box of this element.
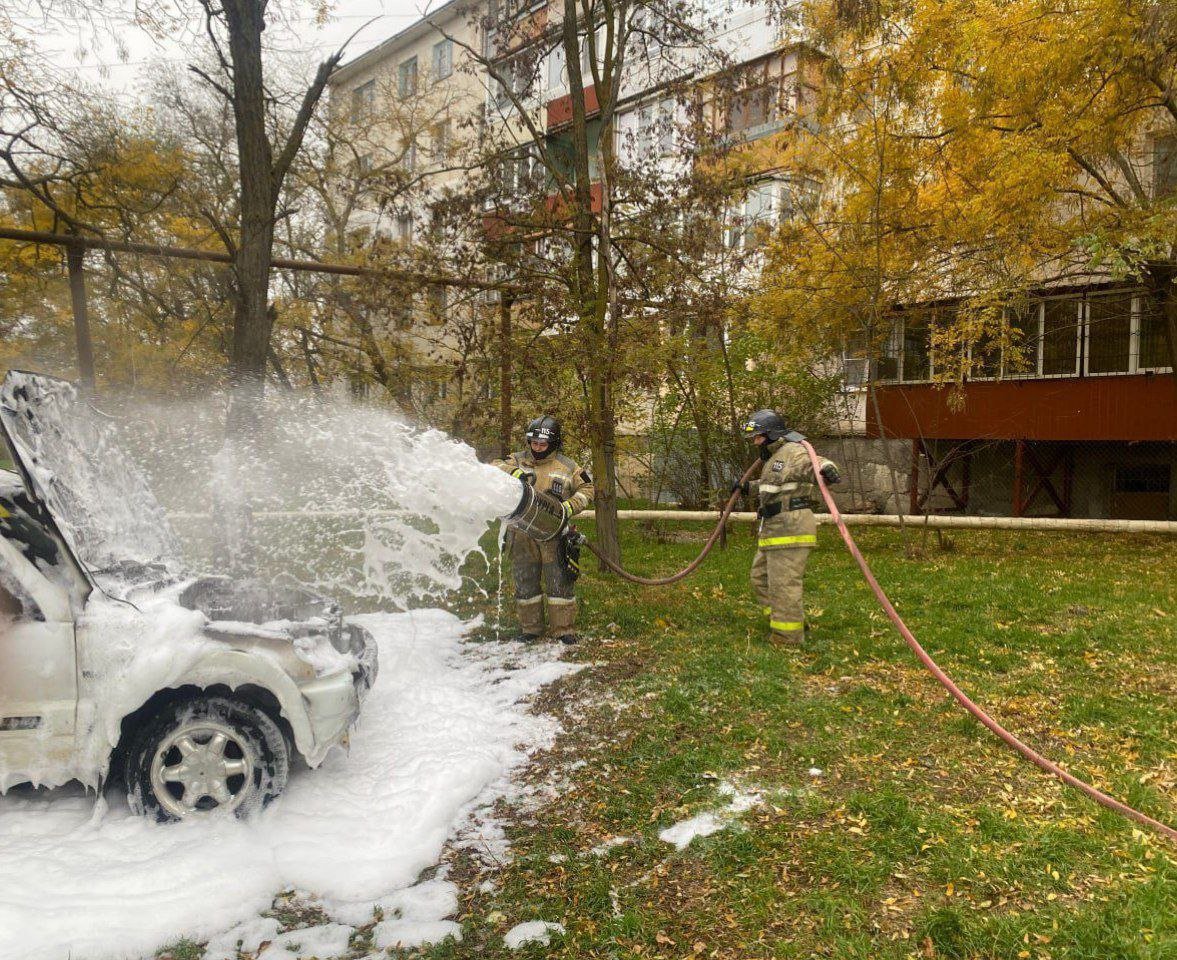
[730,479,750,496]
[511,467,536,486]
[820,463,842,486]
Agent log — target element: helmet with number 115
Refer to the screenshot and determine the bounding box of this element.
[742,408,787,443]
[525,415,562,458]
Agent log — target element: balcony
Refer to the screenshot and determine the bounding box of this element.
[546,84,600,131]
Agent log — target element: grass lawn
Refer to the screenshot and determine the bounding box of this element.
[440,523,1175,960]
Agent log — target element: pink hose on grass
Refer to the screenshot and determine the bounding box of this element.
[799,439,1176,843]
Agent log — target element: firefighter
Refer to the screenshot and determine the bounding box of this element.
[735,409,840,642]
[493,416,594,645]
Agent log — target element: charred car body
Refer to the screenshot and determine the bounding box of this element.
[0,372,377,820]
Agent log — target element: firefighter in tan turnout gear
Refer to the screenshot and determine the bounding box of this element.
[493,416,595,645]
[735,409,840,642]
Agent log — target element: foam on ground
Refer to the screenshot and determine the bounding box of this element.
[0,611,578,960]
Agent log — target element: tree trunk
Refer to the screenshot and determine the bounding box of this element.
[562,0,620,564]
[223,0,277,392]
[499,294,513,458]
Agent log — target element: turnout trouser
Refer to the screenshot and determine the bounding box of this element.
[751,545,811,636]
[510,531,576,635]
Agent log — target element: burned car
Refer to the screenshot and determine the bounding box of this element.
[0,371,377,820]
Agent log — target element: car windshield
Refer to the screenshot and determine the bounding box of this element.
[0,372,182,584]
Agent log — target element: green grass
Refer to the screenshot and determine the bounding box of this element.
[440,524,1175,959]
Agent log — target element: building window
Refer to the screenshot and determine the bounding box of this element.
[1085,291,1133,374]
[725,180,784,251]
[427,285,448,324]
[431,120,450,160]
[496,148,539,196]
[873,323,902,382]
[1041,298,1080,375]
[547,44,566,92]
[492,0,545,21]
[492,55,531,111]
[842,335,869,388]
[622,99,676,157]
[398,57,418,97]
[1001,302,1041,377]
[546,34,595,95]
[723,55,786,138]
[351,80,375,121]
[432,39,453,80]
[900,310,932,382]
[1138,292,1171,370]
[395,212,414,243]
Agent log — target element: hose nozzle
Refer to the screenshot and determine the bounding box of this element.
[501,478,568,542]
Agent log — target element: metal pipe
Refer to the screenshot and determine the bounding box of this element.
[165,509,1176,534]
[65,243,95,394]
[573,510,1177,534]
[0,225,521,292]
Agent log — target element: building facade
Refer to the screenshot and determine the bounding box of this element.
[868,286,1176,520]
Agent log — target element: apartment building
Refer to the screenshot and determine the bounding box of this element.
[326,2,496,418]
[329,1,487,237]
[328,2,815,458]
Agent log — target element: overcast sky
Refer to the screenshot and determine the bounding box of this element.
[20,1,434,102]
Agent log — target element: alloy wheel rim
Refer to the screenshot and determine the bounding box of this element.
[149,719,256,818]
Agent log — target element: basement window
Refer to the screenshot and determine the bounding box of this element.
[1113,465,1171,494]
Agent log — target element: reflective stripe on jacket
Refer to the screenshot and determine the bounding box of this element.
[492,450,595,517]
[751,438,835,550]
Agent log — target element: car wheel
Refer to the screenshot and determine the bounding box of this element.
[123,695,289,822]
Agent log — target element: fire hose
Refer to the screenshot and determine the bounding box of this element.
[504,447,1176,841]
[577,461,762,586]
[795,438,1177,843]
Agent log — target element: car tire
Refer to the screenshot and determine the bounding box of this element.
[123,695,289,822]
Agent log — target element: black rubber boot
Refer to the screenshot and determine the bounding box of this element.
[556,633,579,646]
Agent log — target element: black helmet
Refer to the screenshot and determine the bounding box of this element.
[742,408,787,442]
[525,415,562,457]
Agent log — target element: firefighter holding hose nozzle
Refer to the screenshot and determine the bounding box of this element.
[735,409,841,643]
[493,416,594,645]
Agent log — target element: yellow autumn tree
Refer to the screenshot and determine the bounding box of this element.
[758,0,1177,384]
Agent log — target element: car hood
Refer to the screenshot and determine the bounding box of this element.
[0,370,182,588]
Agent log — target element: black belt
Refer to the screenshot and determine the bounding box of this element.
[757,497,813,519]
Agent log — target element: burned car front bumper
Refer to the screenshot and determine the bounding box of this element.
[180,577,380,766]
[298,622,378,765]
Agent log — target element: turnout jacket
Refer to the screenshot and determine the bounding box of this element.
[493,449,595,518]
[751,438,836,550]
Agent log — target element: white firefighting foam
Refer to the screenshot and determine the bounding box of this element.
[0,382,564,959]
[0,610,580,960]
[109,389,522,607]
